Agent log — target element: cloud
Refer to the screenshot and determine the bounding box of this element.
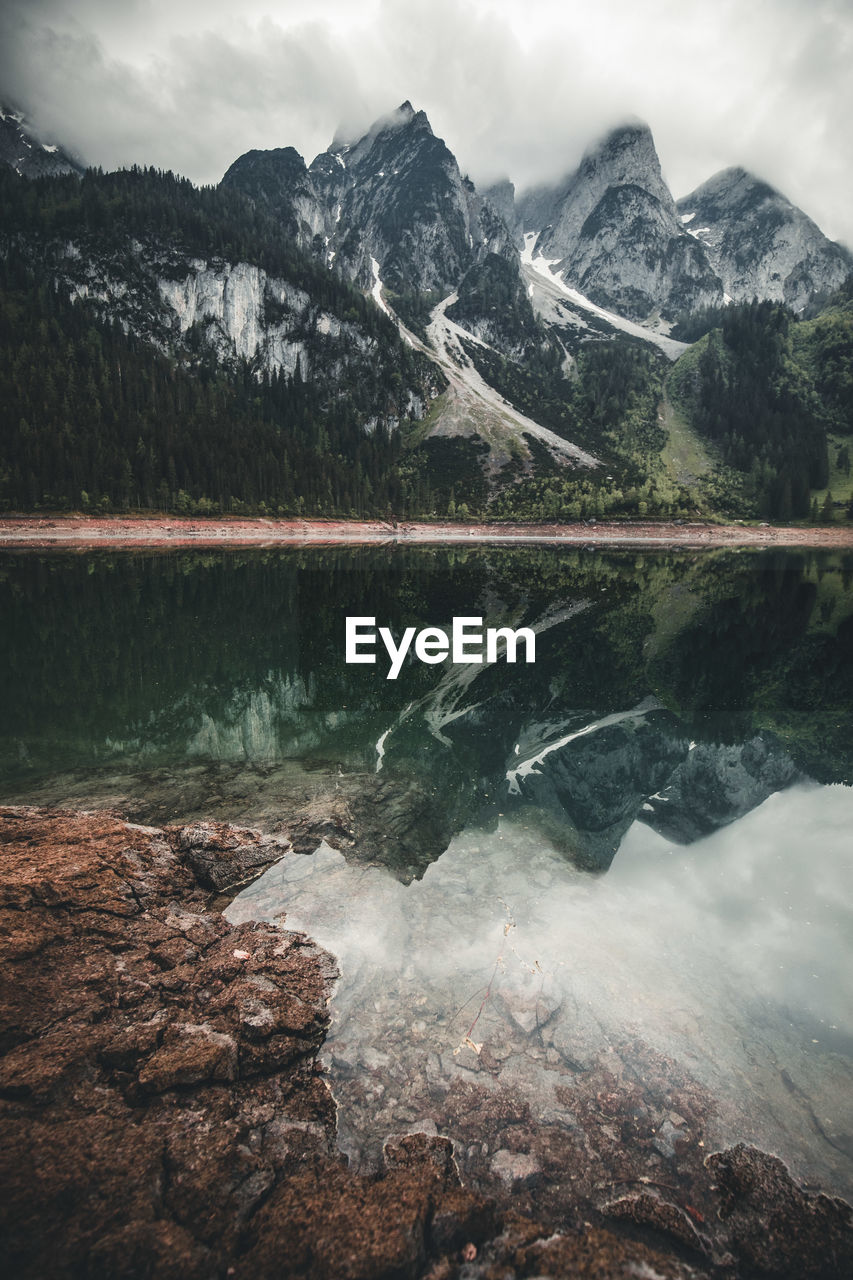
[1,0,851,244]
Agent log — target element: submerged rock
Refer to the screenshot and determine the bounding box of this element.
[1,805,851,1279]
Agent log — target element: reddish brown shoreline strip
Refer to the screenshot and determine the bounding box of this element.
[2,515,853,549]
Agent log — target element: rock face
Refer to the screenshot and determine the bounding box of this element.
[677,167,853,312]
[0,806,338,1277]
[218,146,325,244]
[48,241,440,412]
[506,705,690,869]
[0,104,83,178]
[481,178,523,246]
[223,101,516,296]
[525,122,723,321]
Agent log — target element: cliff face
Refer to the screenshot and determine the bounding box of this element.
[155,260,358,377]
[40,238,442,424]
[677,167,853,311]
[528,123,723,321]
[224,102,517,297]
[0,105,83,178]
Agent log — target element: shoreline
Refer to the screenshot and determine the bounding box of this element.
[3,804,852,1280]
[2,513,853,548]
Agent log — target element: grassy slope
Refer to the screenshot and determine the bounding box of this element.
[659,387,715,489]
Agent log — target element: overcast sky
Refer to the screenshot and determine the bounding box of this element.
[1,0,851,245]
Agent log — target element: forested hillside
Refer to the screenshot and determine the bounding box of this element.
[0,165,448,516]
[668,293,853,520]
[0,149,851,522]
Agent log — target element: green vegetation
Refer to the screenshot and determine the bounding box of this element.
[668,301,831,520]
[0,165,376,312]
[446,253,542,354]
[460,337,701,520]
[0,260,426,516]
[3,161,853,524]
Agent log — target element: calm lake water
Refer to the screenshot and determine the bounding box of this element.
[2,545,852,1196]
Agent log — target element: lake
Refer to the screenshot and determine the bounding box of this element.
[2,544,852,1200]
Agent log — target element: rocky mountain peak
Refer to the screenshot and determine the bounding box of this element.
[529,119,720,321]
[330,100,432,160]
[679,166,778,221]
[221,99,516,296]
[573,119,676,219]
[0,101,83,179]
[677,166,852,310]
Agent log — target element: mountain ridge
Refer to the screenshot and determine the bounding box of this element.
[1,94,851,523]
[677,166,852,312]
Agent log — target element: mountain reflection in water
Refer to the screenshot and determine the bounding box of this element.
[227,783,853,1196]
[1,545,851,876]
[2,544,852,1198]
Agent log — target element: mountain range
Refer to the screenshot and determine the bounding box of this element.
[0,97,851,522]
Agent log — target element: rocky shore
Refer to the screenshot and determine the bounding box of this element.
[1,805,851,1279]
[3,514,853,548]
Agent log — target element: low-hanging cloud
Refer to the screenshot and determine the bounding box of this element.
[1,0,851,244]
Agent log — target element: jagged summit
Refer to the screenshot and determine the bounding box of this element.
[527,118,721,321]
[517,120,666,231]
[329,100,430,155]
[679,166,780,219]
[677,166,852,310]
[327,100,434,173]
[593,119,663,163]
[223,100,514,296]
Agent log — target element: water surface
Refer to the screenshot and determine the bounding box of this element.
[2,545,852,1197]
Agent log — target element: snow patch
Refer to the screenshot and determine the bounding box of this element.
[506,700,661,795]
[424,287,599,467]
[375,729,391,773]
[370,257,393,319]
[521,233,688,361]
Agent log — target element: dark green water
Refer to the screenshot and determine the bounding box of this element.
[2,544,853,1193]
[1,545,852,871]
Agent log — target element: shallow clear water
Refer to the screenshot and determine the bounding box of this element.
[2,544,852,1196]
[227,787,853,1196]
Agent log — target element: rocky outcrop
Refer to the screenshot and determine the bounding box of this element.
[0,806,338,1276]
[64,249,384,381]
[218,146,325,244]
[481,178,523,247]
[638,732,801,844]
[677,167,853,312]
[526,122,723,321]
[45,237,441,418]
[505,704,690,869]
[224,102,517,298]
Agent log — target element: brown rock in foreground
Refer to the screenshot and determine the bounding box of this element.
[0,806,340,1277]
[1,806,851,1279]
